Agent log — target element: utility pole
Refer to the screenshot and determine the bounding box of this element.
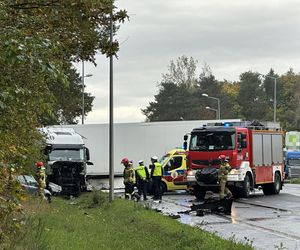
[109,9,114,202]
[264,75,278,123]
[82,61,85,124]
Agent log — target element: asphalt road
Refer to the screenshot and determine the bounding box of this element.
[148,184,300,250]
[91,178,300,250]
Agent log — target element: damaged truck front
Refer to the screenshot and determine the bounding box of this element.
[41,127,93,196]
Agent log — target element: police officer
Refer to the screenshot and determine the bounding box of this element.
[135,160,149,201]
[122,158,139,200]
[218,155,232,199]
[150,156,163,201]
[35,161,46,198]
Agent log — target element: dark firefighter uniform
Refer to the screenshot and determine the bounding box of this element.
[218,157,233,199]
[135,160,149,200]
[150,156,163,201]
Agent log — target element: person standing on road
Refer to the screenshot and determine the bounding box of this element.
[150,156,163,201]
[122,158,139,200]
[218,155,233,199]
[35,161,46,199]
[135,160,149,201]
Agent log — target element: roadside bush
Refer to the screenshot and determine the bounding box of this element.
[0,167,26,249]
[290,178,300,184]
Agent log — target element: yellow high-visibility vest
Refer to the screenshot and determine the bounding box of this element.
[152,162,162,177]
[136,165,147,179]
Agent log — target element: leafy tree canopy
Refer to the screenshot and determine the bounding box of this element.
[0,1,128,243]
[143,56,300,132]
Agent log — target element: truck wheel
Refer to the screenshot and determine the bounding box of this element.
[193,185,206,200]
[238,175,251,198]
[262,172,281,195]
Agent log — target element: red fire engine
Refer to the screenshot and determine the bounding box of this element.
[181,121,284,199]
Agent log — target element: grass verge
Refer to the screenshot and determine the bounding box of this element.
[15,192,253,250]
[289,177,300,184]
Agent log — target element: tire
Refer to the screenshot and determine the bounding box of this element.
[193,185,206,200]
[262,172,281,195]
[238,175,251,198]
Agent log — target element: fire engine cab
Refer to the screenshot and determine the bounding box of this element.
[181,121,284,199]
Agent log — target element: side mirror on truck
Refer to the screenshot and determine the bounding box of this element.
[183,141,188,150]
[183,134,188,141]
[238,140,247,151]
[43,144,52,155]
[241,141,247,148]
[85,148,90,161]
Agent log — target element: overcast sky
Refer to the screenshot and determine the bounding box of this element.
[77,0,300,124]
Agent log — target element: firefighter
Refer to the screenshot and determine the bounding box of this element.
[218,155,233,199]
[35,161,46,198]
[135,160,149,201]
[121,158,140,201]
[150,156,163,201]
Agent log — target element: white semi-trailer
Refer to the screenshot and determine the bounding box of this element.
[51,120,241,177]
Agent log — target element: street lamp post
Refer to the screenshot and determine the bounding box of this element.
[81,61,93,125]
[206,106,218,119]
[109,10,114,202]
[265,75,278,123]
[202,93,220,119]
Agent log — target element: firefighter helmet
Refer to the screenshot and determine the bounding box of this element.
[121,158,129,165]
[35,161,44,168]
[218,155,227,161]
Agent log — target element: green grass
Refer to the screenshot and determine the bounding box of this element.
[15,192,253,250]
[290,177,300,184]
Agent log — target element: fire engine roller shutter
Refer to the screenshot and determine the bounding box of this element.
[272,133,283,164]
[253,132,283,166]
[263,134,272,165]
[253,133,263,166]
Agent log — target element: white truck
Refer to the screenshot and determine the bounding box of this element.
[50,119,241,177]
[40,127,93,195]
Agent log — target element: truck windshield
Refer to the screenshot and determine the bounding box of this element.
[49,148,84,161]
[189,131,236,151]
[288,159,300,166]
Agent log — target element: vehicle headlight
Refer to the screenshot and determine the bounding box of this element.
[187,170,195,176]
[229,169,240,175]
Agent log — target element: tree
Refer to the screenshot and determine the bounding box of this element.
[219,81,241,119]
[162,55,198,88]
[237,71,267,120]
[41,66,95,125]
[278,69,300,130]
[142,58,225,121]
[0,1,128,245]
[142,82,194,121]
[193,64,223,119]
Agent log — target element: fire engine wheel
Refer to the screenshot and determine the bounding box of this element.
[193,185,206,200]
[262,172,281,195]
[238,175,251,198]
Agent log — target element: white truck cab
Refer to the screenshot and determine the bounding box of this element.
[40,127,93,196]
